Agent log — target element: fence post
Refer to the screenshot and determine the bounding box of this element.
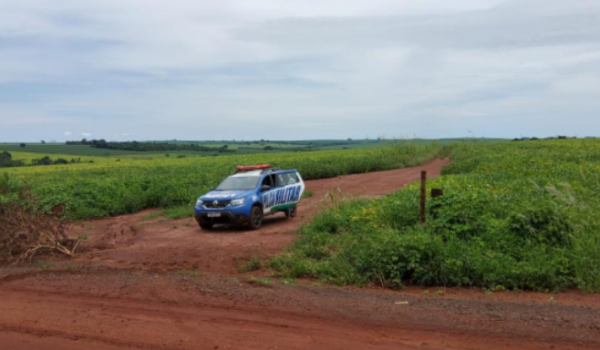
[420,171,427,225]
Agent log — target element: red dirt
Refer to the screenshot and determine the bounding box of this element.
[2,158,600,350]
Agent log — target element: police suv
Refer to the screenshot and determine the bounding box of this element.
[194,164,305,230]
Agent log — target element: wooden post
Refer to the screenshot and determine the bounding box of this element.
[420,171,427,225]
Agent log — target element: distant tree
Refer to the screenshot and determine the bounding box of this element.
[41,140,46,144]
[347,138,352,141]
[263,146,274,151]
[0,151,11,161]
[32,156,53,166]
[53,158,69,165]
[0,151,24,168]
[19,143,26,148]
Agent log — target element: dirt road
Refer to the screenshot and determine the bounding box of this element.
[2,158,600,350]
[67,158,451,275]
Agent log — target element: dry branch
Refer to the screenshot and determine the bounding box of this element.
[1,188,78,264]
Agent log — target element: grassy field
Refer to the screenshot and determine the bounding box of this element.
[271,139,600,293]
[5,151,112,164]
[1,143,446,219]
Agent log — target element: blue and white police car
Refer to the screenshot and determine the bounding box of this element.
[194,164,305,230]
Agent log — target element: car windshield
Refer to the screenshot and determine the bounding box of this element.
[215,176,259,190]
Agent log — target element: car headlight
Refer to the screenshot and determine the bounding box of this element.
[230,198,245,206]
[196,199,203,206]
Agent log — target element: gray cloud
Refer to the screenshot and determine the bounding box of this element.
[0,0,599,141]
[238,0,600,50]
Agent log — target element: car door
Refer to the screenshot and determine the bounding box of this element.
[260,173,278,214]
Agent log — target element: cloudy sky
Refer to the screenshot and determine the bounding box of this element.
[0,0,599,141]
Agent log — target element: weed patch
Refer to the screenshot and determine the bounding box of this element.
[238,255,263,273]
[163,206,192,220]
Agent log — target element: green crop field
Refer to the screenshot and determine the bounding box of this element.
[271,139,600,293]
[1,143,445,219]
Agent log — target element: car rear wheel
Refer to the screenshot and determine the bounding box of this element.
[248,206,263,230]
[285,207,297,218]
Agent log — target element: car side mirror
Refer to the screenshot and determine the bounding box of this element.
[261,185,271,192]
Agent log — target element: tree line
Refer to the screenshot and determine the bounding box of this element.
[66,139,236,153]
[0,151,85,168]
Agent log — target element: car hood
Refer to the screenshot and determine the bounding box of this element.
[200,190,254,201]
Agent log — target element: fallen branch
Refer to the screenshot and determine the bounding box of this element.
[1,185,78,264]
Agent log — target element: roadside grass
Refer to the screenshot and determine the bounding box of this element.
[281,278,298,285]
[36,260,53,270]
[302,190,314,199]
[162,206,193,220]
[142,211,162,220]
[238,255,263,273]
[247,277,272,286]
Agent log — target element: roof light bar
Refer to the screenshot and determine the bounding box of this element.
[236,164,271,171]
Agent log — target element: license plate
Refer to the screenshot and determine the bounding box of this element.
[207,213,221,218]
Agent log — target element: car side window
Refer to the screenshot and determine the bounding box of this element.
[261,175,272,189]
[277,174,286,187]
[287,173,300,184]
[261,174,278,190]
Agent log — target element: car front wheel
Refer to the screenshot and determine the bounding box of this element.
[248,206,263,230]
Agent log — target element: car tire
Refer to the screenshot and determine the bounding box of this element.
[248,205,263,230]
[199,220,214,230]
[285,207,297,218]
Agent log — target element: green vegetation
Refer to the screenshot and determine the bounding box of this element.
[162,206,192,220]
[66,139,237,153]
[0,151,91,168]
[0,151,24,168]
[142,211,161,220]
[1,143,443,219]
[238,255,263,273]
[272,139,600,293]
[302,190,314,199]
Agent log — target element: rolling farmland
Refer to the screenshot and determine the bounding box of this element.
[1,143,445,219]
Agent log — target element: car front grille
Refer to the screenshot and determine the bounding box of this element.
[204,200,230,208]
